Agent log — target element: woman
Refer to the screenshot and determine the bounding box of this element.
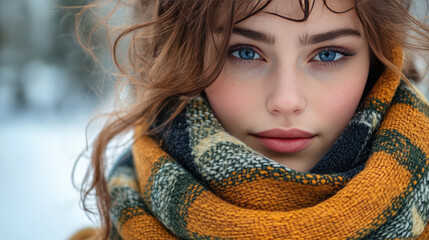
[73,0,429,239]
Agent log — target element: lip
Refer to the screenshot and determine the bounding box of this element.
[252,128,316,153]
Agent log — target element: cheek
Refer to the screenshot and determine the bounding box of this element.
[204,72,259,132]
[205,77,246,128]
[317,70,369,132]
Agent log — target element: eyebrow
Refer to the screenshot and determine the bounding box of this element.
[232,27,276,45]
[230,27,361,46]
[299,28,361,46]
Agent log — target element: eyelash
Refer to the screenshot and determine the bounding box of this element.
[227,44,355,68]
[311,46,355,68]
[228,44,264,65]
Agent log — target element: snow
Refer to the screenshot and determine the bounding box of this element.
[0,109,98,240]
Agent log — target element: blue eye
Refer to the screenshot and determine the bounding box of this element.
[313,50,344,62]
[231,47,262,60]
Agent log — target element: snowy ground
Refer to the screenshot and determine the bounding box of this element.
[0,109,103,240]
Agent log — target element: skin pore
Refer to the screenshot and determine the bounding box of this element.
[204,0,370,172]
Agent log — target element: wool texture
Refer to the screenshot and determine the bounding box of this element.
[106,48,429,239]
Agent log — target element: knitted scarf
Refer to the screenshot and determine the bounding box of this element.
[107,48,429,239]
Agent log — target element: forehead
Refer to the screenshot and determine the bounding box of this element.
[234,0,362,33]
[223,0,357,25]
[261,0,355,15]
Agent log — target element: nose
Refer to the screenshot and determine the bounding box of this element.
[266,68,306,115]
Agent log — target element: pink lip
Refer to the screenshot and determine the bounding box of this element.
[252,128,316,153]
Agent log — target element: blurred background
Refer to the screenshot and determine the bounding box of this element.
[0,0,117,239]
[0,0,428,239]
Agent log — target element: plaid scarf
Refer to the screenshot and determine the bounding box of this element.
[107,48,429,239]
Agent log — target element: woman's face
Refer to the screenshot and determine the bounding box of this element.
[204,0,370,172]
